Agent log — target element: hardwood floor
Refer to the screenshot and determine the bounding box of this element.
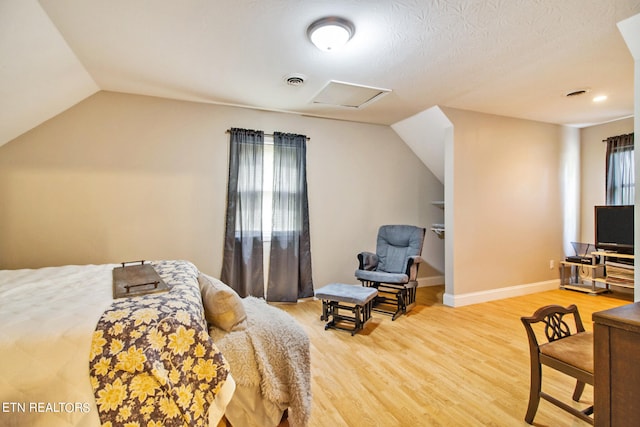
[274,286,633,427]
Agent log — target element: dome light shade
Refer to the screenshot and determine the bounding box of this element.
[307,17,355,51]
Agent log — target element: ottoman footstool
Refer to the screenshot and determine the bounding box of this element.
[314,283,378,335]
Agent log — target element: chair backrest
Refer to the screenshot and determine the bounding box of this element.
[521,304,586,348]
[375,225,425,274]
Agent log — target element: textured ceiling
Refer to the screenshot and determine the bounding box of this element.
[1,1,639,146]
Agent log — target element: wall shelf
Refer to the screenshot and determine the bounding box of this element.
[430,224,444,239]
[431,200,444,238]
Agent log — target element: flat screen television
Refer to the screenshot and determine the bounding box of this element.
[594,205,634,254]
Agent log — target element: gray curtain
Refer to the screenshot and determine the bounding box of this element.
[605,133,634,205]
[221,128,265,297]
[267,132,314,302]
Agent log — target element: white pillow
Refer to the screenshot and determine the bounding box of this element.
[197,273,247,332]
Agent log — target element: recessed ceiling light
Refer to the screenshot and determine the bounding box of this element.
[593,95,608,102]
[307,17,355,51]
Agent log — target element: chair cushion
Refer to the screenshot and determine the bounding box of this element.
[539,331,593,374]
[315,283,378,305]
[376,225,424,274]
[354,269,408,284]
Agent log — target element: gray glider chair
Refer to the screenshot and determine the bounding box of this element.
[355,225,426,320]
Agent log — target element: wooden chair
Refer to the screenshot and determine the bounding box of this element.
[521,304,594,425]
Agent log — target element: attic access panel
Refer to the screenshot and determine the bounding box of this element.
[311,80,391,109]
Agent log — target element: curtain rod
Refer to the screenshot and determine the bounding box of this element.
[225,129,310,141]
[602,132,634,142]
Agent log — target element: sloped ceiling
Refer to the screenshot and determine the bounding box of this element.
[619,13,640,60]
[392,106,451,184]
[1,1,639,148]
[0,0,98,146]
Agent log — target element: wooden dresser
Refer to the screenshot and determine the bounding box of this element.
[593,302,640,427]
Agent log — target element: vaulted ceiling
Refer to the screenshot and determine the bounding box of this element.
[1,0,639,147]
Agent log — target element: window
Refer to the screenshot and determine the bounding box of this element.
[261,137,274,239]
[222,128,313,301]
[232,136,298,239]
[605,133,634,205]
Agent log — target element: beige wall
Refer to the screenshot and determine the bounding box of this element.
[441,107,565,301]
[579,117,635,243]
[0,91,443,288]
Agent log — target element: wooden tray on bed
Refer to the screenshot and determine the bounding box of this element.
[112,260,168,299]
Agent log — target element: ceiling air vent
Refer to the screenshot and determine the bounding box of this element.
[565,88,591,97]
[284,73,306,86]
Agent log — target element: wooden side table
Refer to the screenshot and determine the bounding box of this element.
[593,303,640,426]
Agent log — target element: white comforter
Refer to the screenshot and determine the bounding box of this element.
[0,263,234,427]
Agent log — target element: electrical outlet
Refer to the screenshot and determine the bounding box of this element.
[549,260,555,269]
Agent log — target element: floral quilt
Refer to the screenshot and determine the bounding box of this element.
[89,260,230,427]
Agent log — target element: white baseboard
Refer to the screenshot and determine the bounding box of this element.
[442,279,560,307]
[418,276,445,287]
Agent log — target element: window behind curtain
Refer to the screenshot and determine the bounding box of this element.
[605,133,634,205]
[241,137,299,239]
[222,129,313,301]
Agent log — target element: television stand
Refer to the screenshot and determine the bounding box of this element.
[559,258,607,295]
[592,251,634,292]
[560,252,635,295]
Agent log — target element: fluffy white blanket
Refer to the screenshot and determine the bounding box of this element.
[209,297,311,427]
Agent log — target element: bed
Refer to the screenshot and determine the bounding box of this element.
[0,260,310,427]
[199,274,311,427]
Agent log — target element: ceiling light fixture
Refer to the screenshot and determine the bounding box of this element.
[593,95,608,102]
[307,17,355,51]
